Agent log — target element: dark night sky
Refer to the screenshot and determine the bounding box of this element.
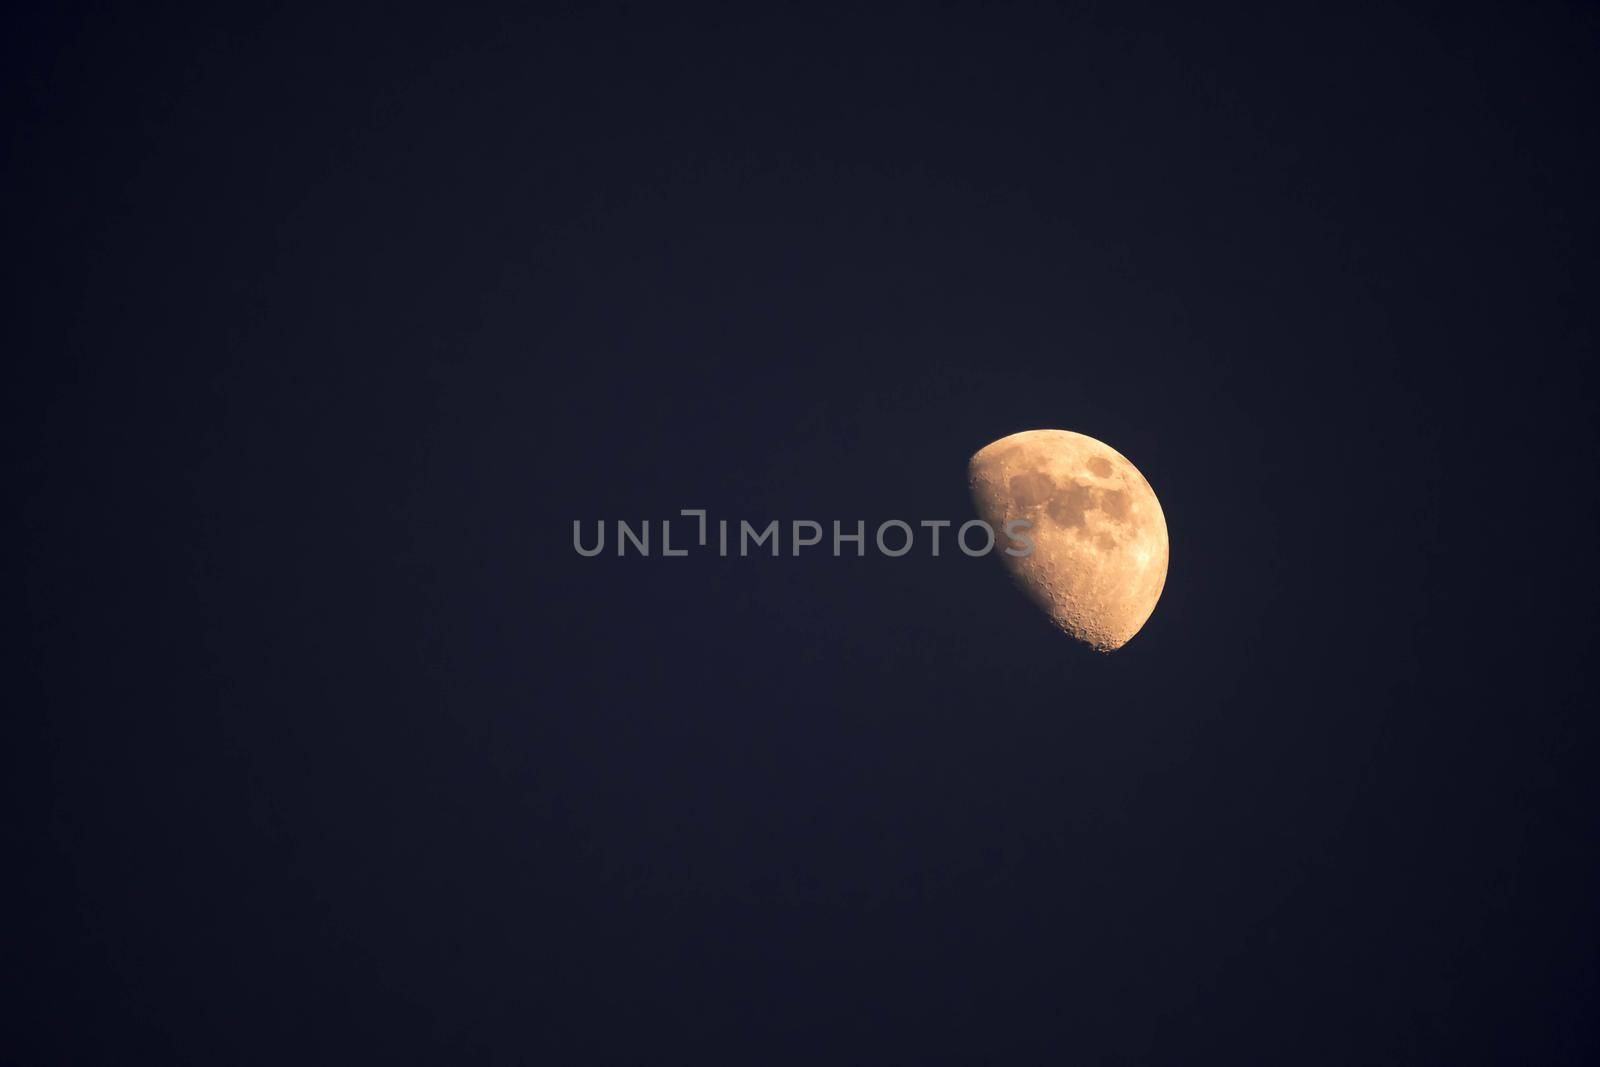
[8,2,1599,1063]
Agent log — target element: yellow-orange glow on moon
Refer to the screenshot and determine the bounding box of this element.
[969,429,1169,651]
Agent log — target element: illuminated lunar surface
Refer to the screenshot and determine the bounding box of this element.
[968,429,1169,651]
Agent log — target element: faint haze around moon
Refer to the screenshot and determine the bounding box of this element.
[969,429,1169,651]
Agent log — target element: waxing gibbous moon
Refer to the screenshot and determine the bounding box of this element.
[969,429,1169,651]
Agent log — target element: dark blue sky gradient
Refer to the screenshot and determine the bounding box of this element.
[10,3,1599,1062]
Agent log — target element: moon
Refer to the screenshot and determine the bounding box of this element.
[968,429,1169,651]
